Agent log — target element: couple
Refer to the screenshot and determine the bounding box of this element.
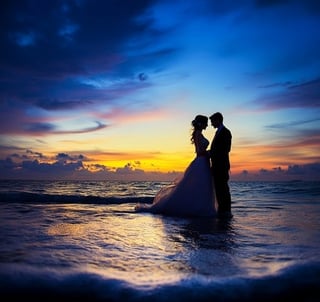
[135,112,232,218]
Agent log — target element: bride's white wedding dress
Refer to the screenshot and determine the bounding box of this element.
[135,135,216,217]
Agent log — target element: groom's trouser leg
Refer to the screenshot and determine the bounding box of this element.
[213,170,231,212]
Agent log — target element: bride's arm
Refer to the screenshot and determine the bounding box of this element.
[194,131,207,156]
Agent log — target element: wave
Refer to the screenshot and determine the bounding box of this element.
[0,191,153,205]
[1,261,319,302]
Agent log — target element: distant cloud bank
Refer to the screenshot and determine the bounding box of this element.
[0,151,319,182]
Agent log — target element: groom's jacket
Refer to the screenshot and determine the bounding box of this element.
[209,126,232,171]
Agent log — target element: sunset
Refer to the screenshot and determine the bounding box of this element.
[1,2,320,301]
[1,0,319,181]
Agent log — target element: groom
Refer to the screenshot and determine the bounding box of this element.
[209,112,232,217]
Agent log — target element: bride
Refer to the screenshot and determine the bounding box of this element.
[135,115,216,217]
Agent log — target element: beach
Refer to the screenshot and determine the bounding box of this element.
[0,180,319,301]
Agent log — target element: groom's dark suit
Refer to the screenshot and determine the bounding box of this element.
[209,126,232,213]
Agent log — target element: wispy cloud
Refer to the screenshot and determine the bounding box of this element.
[265,117,320,129]
[248,77,320,111]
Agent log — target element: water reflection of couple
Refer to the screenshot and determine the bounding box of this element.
[135,112,232,218]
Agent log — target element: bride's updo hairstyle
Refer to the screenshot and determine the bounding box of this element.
[191,115,208,144]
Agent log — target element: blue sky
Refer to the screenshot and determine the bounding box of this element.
[0,0,319,181]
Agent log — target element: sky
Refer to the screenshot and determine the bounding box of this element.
[1,0,320,182]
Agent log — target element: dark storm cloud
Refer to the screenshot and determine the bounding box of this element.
[235,162,320,181]
[0,0,176,135]
[20,159,84,175]
[0,0,154,73]
[56,152,87,162]
[0,150,90,179]
[287,162,320,176]
[0,151,179,181]
[0,0,161,112]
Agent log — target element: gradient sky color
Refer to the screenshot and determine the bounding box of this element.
[1,0,320,181]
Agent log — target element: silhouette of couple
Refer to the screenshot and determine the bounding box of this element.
[135,112,232,218]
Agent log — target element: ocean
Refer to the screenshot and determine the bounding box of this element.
[0,180,319,301]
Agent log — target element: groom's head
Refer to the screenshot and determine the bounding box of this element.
[210,112,223,128]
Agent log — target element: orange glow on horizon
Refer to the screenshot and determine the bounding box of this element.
[1,131,318,181]
[94,151,194,173]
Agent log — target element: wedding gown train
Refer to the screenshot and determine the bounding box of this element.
[135,155,216,217]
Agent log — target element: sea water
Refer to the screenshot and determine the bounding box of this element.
[0,180,319,301]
